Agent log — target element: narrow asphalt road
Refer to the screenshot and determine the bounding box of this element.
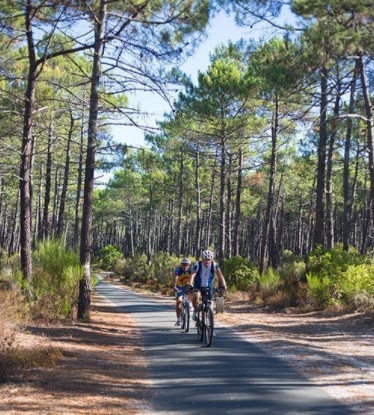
[95,279,353,415]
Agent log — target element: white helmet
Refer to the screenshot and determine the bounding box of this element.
[201,250,214,260]
[181,258,191,265]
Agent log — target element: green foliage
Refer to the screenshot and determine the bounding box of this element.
[221,255,259,291]
[306,245,374,309]
[258,267,280,298]
[278,249,306,281]
[99,245,123,270]
[308,244,369,281]
[337,264,374,305]
[119,254,150,284]
[306,272,333,309]
[148,252,183,286]
[32,239,82,320]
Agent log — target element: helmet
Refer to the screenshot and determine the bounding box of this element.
[181,258,191,265]
[201,250,214,260]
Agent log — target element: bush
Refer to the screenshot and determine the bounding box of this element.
[337,264,374,307]
[306,245,373,309]
[258,267,280,299]
[0,344,62,381]
[119,254,150,283]
[148,252,181,286]
[99,245,123,270]
[221,256,259,292]
[306,272,333,309]
[308,244,369,282]
[0,289,29,354]
[32,239,82,320]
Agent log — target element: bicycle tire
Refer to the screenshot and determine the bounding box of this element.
[180,305,186,330]
[184,303,190,333]
[196,309,203,342]
[205,304,214,347]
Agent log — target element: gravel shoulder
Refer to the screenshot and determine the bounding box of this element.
[216,301,374,415]
[1,283,373,414]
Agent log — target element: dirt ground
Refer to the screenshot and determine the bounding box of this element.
[1,283,374,414]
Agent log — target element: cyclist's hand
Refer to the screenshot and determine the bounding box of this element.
[187,284,193,292]
[174,286,178,292]
[219,286,227,292]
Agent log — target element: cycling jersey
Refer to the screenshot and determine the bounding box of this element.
[174,266,192,295]
[192,261,219,288]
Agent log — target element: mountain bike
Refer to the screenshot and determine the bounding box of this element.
[180,287,192,333]
[195,287,223,347]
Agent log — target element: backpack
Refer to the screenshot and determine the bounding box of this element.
[195,260,215,286]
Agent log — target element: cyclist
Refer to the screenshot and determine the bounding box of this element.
[173,257,193,326]
[188,249,227,320]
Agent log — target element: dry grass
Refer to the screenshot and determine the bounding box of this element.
[0,294,151,414]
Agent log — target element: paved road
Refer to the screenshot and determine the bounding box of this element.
[95,279,353,415]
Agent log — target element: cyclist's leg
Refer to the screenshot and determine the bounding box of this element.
[191,288,200,320]
[175,288,183,325]
[205,304,214,347]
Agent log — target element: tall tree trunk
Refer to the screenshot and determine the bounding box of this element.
[259,97,278,274]
[233,147,243,256]
[226,152,232,258]
[194,148,201,260]
[342,60,358,251]
[358,53,374,249]
[57,113,74,238]
[20,1,38,299]
[218,138,226,262]
[78,0,106,320]
[176,150,184,255]
[73,125,84,247]
[313,66,329,248]
[326,78,341,249]
[41,119,53,240]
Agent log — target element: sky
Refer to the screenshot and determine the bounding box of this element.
[110,11,251,148]
[110,7,295,149]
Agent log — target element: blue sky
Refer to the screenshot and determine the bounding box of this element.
[110,7,295,149]
[110,11,250,148]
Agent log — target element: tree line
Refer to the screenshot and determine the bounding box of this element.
[95,1,374,270]
[1,1,374,318]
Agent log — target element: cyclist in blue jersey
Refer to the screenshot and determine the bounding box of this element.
[173,258,193,326]
[188,250,227,320]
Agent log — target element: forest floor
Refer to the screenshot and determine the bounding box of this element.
[1,279,374,414]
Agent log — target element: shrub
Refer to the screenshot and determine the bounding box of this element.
[308,244,369,282]
[0,344,62,381]
[221,256,259,292]
[0,290,29,354]
[307,245,373,309]
[99,245,123,270]
[258,267,280,299]
[306,272,333,309]
[32,239,82,320]
[119,254,150,283]
[337,264,374,307]
[148,252,181,286]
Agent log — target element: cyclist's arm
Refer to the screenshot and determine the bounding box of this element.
[215,268,227,290]
[189,271,197,287]
[173,272,178,291]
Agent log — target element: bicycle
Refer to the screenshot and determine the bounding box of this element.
[180,287,192,333]
[195,287,223,347]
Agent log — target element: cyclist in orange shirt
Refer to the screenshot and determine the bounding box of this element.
[173,258,193,326]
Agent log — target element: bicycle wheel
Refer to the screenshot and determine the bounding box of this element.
[196,309,203,342]
[205,304,214,347]
[184,302,190,333]
[180,304,186,330]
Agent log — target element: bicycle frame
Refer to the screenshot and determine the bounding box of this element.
[180,288,191,332]
[195,287,215,347]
